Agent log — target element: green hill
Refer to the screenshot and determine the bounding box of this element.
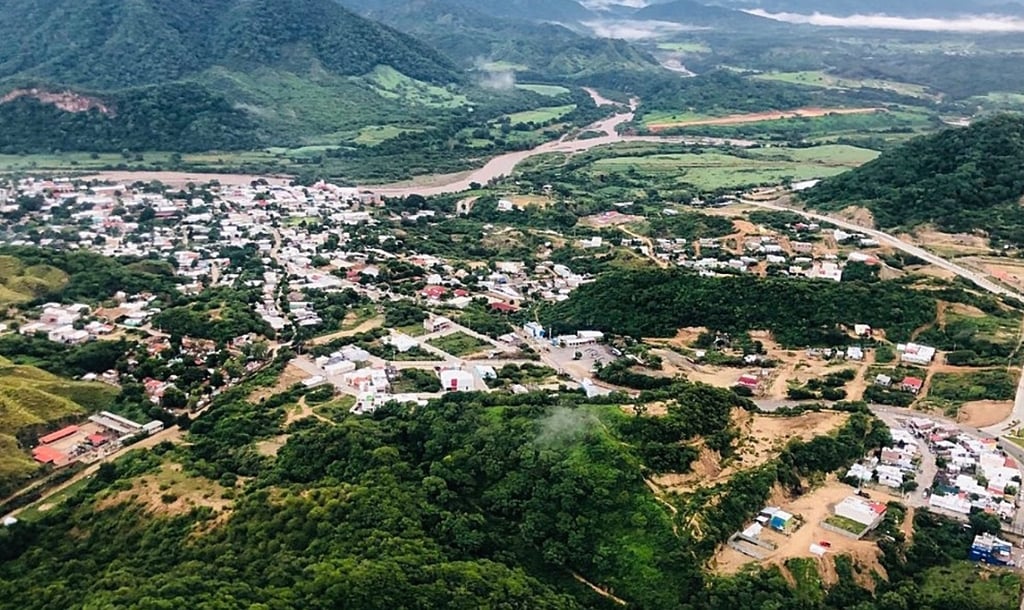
[633,0,782,29]
[337,0,662,81]
[0,0,464,152]
[801,114,1024,243]
[0,357,118,496]
[0,256,67,306]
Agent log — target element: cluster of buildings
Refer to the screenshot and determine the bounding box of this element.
[31,412,164,468]
[907,418,1020,521]
[847,427,921,490]
[19,303,100,344]
[652,224,883,282]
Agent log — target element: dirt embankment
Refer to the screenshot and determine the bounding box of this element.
[1,88,115,116]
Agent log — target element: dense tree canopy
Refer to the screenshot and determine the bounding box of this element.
[803,115,1024,242]
[543,268,936,346]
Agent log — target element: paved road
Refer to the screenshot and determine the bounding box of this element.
[742,197,1024,439]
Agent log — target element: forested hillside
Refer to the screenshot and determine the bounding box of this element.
[634,0,781,28]
[0,0,457,89]
[802,115,1024,242]
[0,0,462,151]
[1,357,1006,609]
[337,0,662,81]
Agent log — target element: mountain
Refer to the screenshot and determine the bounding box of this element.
[0,0,464,152]
[633,0,780,28]
[460,0,597,22]
[0,0,458,89]
[336,0,663,80]
[802,114,1024,243]
[711,0,1024,17]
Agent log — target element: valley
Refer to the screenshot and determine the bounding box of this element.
[5,1,1024,609]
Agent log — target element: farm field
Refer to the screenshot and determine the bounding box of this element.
[515,83,571,97]
[645,107,883,131]
[505,104,576,126]
[585,146,874,190]
[655,42,711,53]
[754,70,935,99]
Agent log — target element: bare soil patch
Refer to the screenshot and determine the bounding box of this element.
[96,462,231,517]
[652,410,849,494]
[835,206,876,230]
[713,477,898,581]
[903,229,992,256]
[958,400,1014,428]
[248,362,309,402]
[256,434,290,457]
[309,315,384,346]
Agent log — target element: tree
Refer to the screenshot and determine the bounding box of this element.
[969,511,1002,536]
[161,387,188,410]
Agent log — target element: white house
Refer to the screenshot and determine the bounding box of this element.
[897,342,936,365]
[834,496,887,530]
[440,369,474,392]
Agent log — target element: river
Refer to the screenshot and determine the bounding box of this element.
[82,89,754,197]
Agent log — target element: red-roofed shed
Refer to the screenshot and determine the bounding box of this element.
[32,445,67,465]
[88,434,108,447]
[39,425,79,445]
[490,302,518,313]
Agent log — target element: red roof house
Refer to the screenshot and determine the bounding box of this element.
[32,445,67,465]
[901,377,924,394]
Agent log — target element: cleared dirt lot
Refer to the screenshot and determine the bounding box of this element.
[958,400,1015,428]
[248,362,310,402]
[651,410,850,494]
[713,477,901,583]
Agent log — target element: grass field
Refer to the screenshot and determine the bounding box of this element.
[754,70,935,98]
[929,370,1018,406]
[920,562,1021,609]
[428,332,492,357]
[0,434,39,488]
[505,104,576,126]
[747,144,880,165]
[16,476,92,522]
[654,107,937,142]
[516,84,571,97]
[656,42,711,53]
[0,255,68,305]
[824,514,868,535]
[585,145,876,190]
[354,125,420,145]
[367,66,467,109]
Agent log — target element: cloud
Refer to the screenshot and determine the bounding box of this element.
[585,19,706,39]
[746,9,1024,32]
[535,407,599,447]
[580,0,651,9]
[473,58,516,91]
